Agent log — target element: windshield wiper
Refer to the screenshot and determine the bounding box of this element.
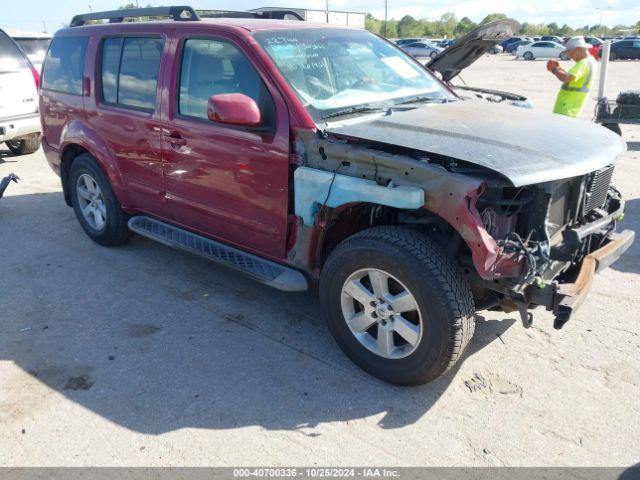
[396,95,452,105]
[321,105,386,121]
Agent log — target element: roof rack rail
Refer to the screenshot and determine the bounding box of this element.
[70,6,199,27]
[198,9,304,21]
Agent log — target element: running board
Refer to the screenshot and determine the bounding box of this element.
[128,216,308,292]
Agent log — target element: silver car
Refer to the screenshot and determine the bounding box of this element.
[402,41,443,59]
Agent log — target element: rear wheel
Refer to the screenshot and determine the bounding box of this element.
[320,226,475,386]
[69,153,132,246]
[523,51,534,61]
[5,134,41,155]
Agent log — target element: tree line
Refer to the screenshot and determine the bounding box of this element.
[365,12,640,39]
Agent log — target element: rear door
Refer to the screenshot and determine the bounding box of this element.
[0,30,38,120]
[90,32,168,216]
[159,30,291,259]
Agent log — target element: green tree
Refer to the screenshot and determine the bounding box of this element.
[456,16,477,35]
[436,12,457,38]
[480,13,508,25]
[546,22,559,35]
[365,13,382,35]
[398,15,421,37]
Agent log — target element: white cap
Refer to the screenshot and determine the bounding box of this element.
[565,37,589,50]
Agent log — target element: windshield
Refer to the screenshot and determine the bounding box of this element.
[15,38,51,56]
[254,29,454,122]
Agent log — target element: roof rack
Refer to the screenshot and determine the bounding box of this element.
[198,9,304,21]
[70,6,199,27]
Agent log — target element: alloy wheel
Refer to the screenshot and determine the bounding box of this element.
[76,173,107,231]
[340,268,423,359]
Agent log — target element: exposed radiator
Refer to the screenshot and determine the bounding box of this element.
[583,165,614,214]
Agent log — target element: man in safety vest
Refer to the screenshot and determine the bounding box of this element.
[547,37,597,118]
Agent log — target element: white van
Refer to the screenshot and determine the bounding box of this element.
[0,28,41,155]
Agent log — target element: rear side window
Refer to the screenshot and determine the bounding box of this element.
[42,36,88,95]
[100,36,164,111]
[0,30,30,72]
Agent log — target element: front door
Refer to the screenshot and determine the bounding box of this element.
[160,32,291,259]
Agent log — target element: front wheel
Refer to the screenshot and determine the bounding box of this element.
[5,134,41,155]
[523,51,534,61]
[430,51,438,59]
[320,227,475,386]
[559,51,569,61]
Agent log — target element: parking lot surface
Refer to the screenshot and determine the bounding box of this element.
[1,55,639,467]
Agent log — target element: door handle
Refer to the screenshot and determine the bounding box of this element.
[167,132,187,147]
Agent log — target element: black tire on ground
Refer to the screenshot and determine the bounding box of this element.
[5,134,41,155]
[319,226,475,386]
[69,153,132,246]
[602,123,622,136]
[430,51,438,59]
[523,51,534,61]
[560,52,569,61]
[610,52,617,61]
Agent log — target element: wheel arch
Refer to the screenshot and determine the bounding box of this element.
[59,121,128,207]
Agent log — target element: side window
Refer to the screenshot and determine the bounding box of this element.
[178,38,274,124]
[42,36,88,95]
[100,36,164,111]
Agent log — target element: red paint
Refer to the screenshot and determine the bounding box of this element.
[207,94,261,127]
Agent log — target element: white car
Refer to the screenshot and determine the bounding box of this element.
[7,30,52,72]
[516,41,565,60]
[0,28,41,155]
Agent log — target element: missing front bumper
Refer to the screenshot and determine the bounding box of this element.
[550,230,635,329]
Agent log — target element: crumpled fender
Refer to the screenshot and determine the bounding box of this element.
[294,166,424,227]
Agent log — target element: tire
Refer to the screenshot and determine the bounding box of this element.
[319,226,475,386]
[5,134,41,155]
[559,52,569,61]
[430,51,438,59]
[69,153,132,246]
[602,123,622,136]
[523,51,534,61]
[609,52,617,61]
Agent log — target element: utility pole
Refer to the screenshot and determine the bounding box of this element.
[383,0,388,37]
[596,7,609,37]
[325,0,329,24]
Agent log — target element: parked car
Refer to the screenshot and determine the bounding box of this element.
[499,36,528,50]
[489,45,504,54]
[438,39,455,49]
[402,41,443,59]
[506,39,531,54]
[7,30,52,72]
[516,41,565,60]
[541,35,563,43]
[40,9,633,386]
[0,28,41,155]
[598,40,640,60]
[395,38,420,47]
[584,37,602,47]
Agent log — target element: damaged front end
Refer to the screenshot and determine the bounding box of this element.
[289,127,633,330]
[474,167,634,329]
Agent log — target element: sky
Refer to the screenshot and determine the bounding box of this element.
[2,0,639,33]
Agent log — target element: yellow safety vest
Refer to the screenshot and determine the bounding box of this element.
[553,57,596,118]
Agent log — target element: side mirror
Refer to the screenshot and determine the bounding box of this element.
[207,93,261,127]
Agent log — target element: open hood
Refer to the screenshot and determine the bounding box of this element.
[428,19,520,82]
[325,100,626,187]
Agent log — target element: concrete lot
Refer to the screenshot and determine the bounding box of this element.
[1,54,639,467]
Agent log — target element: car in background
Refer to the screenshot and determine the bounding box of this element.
[395,38,421,47]
[500,36,531,49]
[8,30,52,72]
[585,37,602,47]
[516,41,565,60]
[506,39,532,54]
[489,45,504,54]
[0,28,41,155]
[438,39,455,49]
[598,40,640,60]
[541,35,563,43]
[402,41,443,59]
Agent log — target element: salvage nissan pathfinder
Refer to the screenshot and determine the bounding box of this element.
[40,7,634,385]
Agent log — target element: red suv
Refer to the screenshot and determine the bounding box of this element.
[40,7,633,385]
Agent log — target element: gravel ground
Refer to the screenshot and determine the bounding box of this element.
[0,54,639,467]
